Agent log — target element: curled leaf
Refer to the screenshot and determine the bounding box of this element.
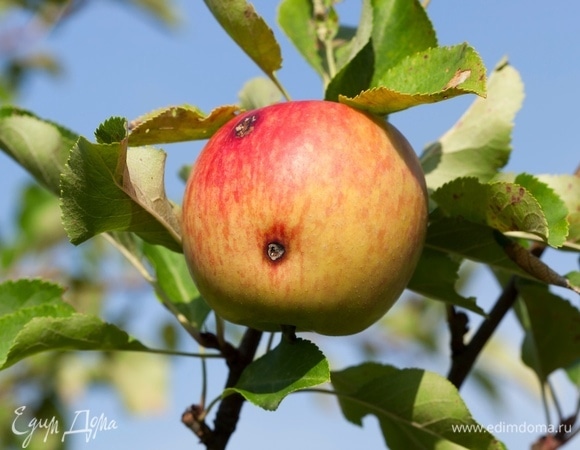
[60,138,182,251]
[128,105,240,146]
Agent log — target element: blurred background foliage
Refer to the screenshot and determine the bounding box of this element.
[0,1,178,448]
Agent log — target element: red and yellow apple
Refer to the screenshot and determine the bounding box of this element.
[182,100,428,336]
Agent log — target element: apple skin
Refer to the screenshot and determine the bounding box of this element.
[182,100,428,336]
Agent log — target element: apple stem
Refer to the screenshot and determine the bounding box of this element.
[281,324,297,343]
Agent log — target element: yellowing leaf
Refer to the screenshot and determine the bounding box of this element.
[128,104,240,146]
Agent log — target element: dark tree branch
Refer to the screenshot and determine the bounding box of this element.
[447,244,546,389]
[446,305,469,357]
[182,327,263,450]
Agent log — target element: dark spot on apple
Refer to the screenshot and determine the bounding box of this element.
[234,114,258,138]
[266,242,285,262]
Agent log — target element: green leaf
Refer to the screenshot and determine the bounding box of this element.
[0,107,78,194]
[203,0,284,92]
[238,77,283,110]
[128,104,240,146]
[567,271,580,292]
[278,0,325,78]
[325,41,374,100]
[369,0,437,85]
[565,359,580,388]
[1,182,64,267]
[332,364,505,449]
[280,0,371,90]
[512,173,569,247]
[224,338,330,411]
[95,116,127,144]
[516,281,580,382]
[326,0,436,101]
[339,44,486,115]
[332,363,398,424]
[60,137,181,252]
[421,60,524,190]
[538,174,580,249]
[333,2,371,73]
[432,177,551,244]
[142,243,210,330]
[0,279,148,370]
[407,246,484,315]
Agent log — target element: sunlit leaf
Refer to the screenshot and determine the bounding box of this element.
[369,0,436,85]
[224,338,330,411]
[538,174,580,248]
[0,107,77,194]
[327,0,435,100]
[421,60,524,190]
[280,0,371,89]
[278,0,328,79]
[339,44,486,115]
[512,173,569,247]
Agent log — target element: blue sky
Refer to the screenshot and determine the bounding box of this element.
[1,1,579,449]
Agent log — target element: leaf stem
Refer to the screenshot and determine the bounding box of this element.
[324,39,338,79]
[548,378,565,423]
[102,233,206,344]
[134,347,223,358]
[269,74,292,102]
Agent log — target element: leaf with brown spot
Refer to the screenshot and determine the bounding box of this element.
[433,177,551,244]
[338,44,486,115]
[128,105,240,146]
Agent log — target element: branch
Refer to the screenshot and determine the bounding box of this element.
[182,327,263,450]
[447,244,545,389]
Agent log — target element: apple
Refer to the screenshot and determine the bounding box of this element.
[182,100,428,336]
